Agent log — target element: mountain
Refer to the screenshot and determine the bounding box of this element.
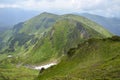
[0,27,12,52]
[0,12,113,80]
[0,27,9,33]
[0,8,40,28]
[25,14,112,64]
[78,13,120,36]
[37,36,120,80]
[16,12,59,35]
[0,12,112,64]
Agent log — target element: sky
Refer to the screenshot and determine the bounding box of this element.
[0,0,120,17]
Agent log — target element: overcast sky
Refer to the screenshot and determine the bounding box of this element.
[0,0,120,17]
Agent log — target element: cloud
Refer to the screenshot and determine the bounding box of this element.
[0,0,120,17]
[0,4,20,8]
[18,0,74,11]
[0,0,72,10]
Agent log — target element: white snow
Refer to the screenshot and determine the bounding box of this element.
[34,63,57,70]
[7,55,12,58]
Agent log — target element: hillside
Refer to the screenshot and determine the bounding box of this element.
[23,13,112,64]
[0,12,59,52]
[79,13,120,35]
[0,12,112,65]
[0,28,13,53]
[0,12,115,80]
[17,12,59,35]
[37,36,120,80]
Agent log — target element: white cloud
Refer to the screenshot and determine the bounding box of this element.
[0,0,105,10]
[0,4,20,8]
[18,0,74,10]
[0,0,120,17]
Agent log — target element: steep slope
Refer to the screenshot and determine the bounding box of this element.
[25,14,112,64]
[0,13,112,64]
[0,27,8,49]
[37,36,120,80]
[0,28,13,53]
[0,63,38,80]
[79,13,120,35]
[0,27,12,44]
[62,14,112,37]
[0,12,113,80]
[18,12,59,35]
[0,12,59,54]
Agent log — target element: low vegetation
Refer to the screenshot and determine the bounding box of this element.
[37,36,120,80]
[0,64,38,80]
[0,12,117,80]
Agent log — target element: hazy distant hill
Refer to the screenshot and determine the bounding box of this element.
[0,8,39,28]
[79,13,120,36]
[0,27,9,33]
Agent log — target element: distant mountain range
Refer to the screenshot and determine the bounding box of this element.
[0,9,120,36]
[0,8,39,28]
[0,27,10,33]
[78,13,120,36]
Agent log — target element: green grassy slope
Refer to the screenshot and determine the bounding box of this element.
[0,29,13,53]
[0,63,38,80]
[0,12,115,80]
[0,12,59,57]
[0,12,112,64]
[25,16,112,64]
[19,12,59,35]
[62,14,112,37]
[79,13,120,35]
[37,36,120,80]
[7,12,59,51]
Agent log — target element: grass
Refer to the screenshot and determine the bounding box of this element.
[0,12,112,65]
[62,14,112,37]
[0,12,114,80]
[37,36,120,80]
[19,12,59,35]
[24,17,112,64]
[0,64,39,80]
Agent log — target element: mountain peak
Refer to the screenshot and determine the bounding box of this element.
[40,12,58,16]
[41,12,50,14]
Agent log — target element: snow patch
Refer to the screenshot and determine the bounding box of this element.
[34,63,57,70]
[7,55,12,58]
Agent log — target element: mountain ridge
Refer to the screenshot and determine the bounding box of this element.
[0,12,117,80]
[0,12,112,64]
[37,36,120,80]
[77,13,120,35]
